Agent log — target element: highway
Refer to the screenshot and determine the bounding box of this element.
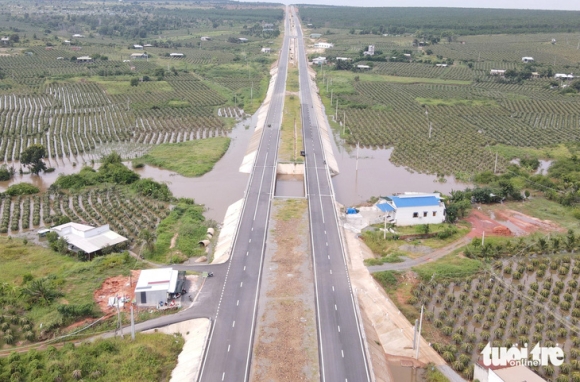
[293,7,372,382]
[196,7,292,382]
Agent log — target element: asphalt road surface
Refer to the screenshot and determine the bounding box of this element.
[196,8,292,382]
[293,7,372,382]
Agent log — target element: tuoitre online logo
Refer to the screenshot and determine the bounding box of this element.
[481,342,564,367]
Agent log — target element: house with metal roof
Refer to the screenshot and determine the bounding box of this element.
[375,192,445,226]
[135,268,185,307]
[48,222,128,254]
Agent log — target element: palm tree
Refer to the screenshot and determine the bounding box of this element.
[537,237,548,253]
[138,228,156,257]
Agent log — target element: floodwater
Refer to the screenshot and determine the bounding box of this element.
[275,174,305,197]
[329,134,468,208]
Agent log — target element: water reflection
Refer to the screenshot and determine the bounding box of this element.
[330,134,468,207]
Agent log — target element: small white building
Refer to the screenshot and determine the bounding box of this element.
[130,53,148,59]
[310,33,322,39]
[144,44,153,47]
[312,56,327,65]
[336,57,351,61]
[522,56,534,63]
[76,56,93,62]
[314,42,334,49]
[435,63,448,67]
[474,362,546,382]
[238,38,249,43]
[200,36,211,41]
[133,44,143,49]
[47,222,128,255]
[363,45,375,56]
[356,64,371,70]
[72,34,84,38]
[135,268,184,307]
[555,73,574,80]
[490,69,506,76]
[169,52,184,58]
[375,192,445,226]
[1,37,9,44]
[261,47,271,53]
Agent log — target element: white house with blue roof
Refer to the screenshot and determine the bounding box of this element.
[375,192,445,226]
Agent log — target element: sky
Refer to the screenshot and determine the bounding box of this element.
[240,0,580,11]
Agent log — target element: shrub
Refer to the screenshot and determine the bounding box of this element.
[5,183,39,196]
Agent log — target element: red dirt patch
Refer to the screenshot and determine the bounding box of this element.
[93,270,141,314]
[466,205,564,238]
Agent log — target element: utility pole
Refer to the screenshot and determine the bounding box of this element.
[494,152,498,173]
[415,305,424,360]
[482,231,485,247]
[130,305,135,340]
[330,89,333,105]
[335,98,338,121]
[356,142,359,171]
[343,111,346,136]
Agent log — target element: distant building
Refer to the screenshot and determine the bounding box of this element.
[261,47,271,53]
[312,56,327,65]
[555,73,575,80]
[133,44,143,49]
[1,37,9,44]
[435,63,447,67]
[403,53,412,58]
[474,362,546,382]
[363,45,375,56]
[522,56,534,63]
[310,33,322,39]
[531,72,540,79]
[314,42,333,49]
[47,222,128,256]
[144,44,153,47]
[130,53,148,59]
[336,57,351,61]
[238,38,249,43]
[375,193,445,226]
[64,40,71,44]
[263,23,274,28]
[76,56,93,62]
[200,36,211,41]
[135,268,186,308]
[169,53,184,58]
[72,34,84,38]
[490,69,506,76]
[356,64,370,70]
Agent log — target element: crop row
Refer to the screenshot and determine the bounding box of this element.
[415,256,580,381]
[0,188,168,241]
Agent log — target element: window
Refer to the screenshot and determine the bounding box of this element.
[413,212,419,218]
[433,211,437,217]
[423,211,428,217]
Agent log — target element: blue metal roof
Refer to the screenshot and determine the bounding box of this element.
[389,195,440,208]
[376,203,395,212]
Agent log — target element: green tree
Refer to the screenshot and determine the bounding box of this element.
[130,77,139,86]
[20,145,47,175]
[138,229,156,257]
[21,278,63,306]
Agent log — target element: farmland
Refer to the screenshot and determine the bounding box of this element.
[0,1,283,162]
[300,7,580,176]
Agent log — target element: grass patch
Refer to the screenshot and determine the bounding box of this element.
[287,66,299,92]
[415,97,497,107]
[0,236,146,339]
[320,69,471,85]
[279,95,304,162]
[412,251,483,282]
[424,363,449,382]
[490,143,571,161]
[516,197,580,231]
[133,137,230,177]
[0,333,183,381]
[168,99,190,107]
[364,252,405,266]
[151,201,209,262]
[275,199,307,221]
[88,77,174,95]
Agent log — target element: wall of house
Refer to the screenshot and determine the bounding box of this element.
[473,364,489,382]
[137,289,167,307]
[394,205,445,226]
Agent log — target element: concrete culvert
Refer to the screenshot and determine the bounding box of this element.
[198,239,210,247]
[207,228,215,237]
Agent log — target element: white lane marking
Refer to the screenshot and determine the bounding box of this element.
[244,266,246,271]
[237,300,239,306]
[240,282,243,287]
[246,251,249,256]
[251,227,253,231]
[330,270,332,274]
[342,350,344,358]
[332,286,334,291]
[233,321,236,327]
[324,230,326,235]
[326,242,328,246]
[338,325,341,332]
[249,239,252,243]
[335,304,337,311]
[228,344,231,352]
[328,255,330,259]
[222,372,225,381]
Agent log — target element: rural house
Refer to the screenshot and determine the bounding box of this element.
[261,47,271,53]
[555,73,575,80]
[312,56,327,65]
[46,222,128,256]
[76,56,93,62]
[310,33,322,39]
[490,69,506,76]
[135,268,186,307]
[474,362,546,382]
[521,56,534,63]
[375,192,446,226]
[72,34,84,38]
[133,44,143,49]
[363,45,375,56]
[169,52,184,58]
[238,38,249,43]
[130,53,148,59]
[314,42,334,49]
[200,36,211,41]
[1,37,9,44]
